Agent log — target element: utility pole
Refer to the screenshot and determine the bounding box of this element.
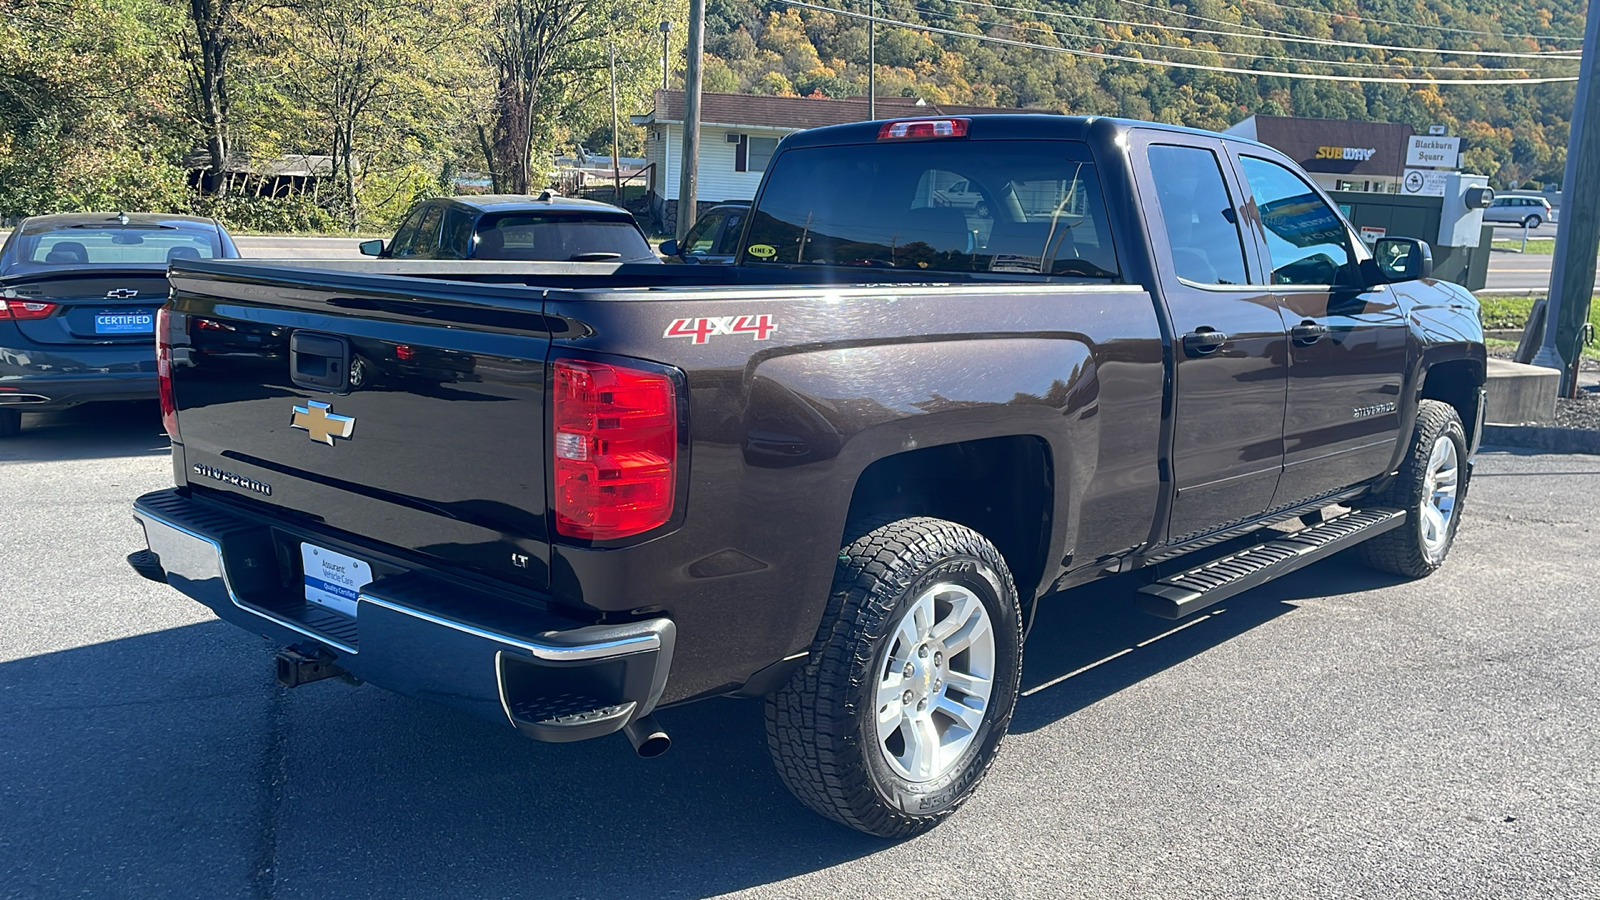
[676,0,705,241]
[609,43,622,205]
[659,21,671,91]
[1531,0,1600,395]
[867,0,876,120]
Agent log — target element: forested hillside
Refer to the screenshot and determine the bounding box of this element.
[0,0,1586,231]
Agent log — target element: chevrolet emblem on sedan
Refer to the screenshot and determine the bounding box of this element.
[105,288,139,299]
[291,400,355,445]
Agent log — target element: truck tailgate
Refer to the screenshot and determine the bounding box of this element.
[165,261,554,591]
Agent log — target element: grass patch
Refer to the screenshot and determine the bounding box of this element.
[1492,238,1555,254]
[1476,293,1600,358]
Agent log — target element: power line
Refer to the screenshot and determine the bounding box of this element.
[908,1,1569,73]
[785,0,1582,84]
[1113,0,1581,59]
[1240,0,1584,43]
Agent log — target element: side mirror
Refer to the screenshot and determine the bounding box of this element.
[359,239,385,257]
[1373,237,1433,283]
[658,239,678,256]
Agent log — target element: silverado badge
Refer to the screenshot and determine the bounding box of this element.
[291,400,356,445]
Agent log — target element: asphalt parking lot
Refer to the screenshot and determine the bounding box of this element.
[2,405,1597,899]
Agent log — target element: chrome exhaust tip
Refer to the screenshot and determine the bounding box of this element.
[621,714,671,758]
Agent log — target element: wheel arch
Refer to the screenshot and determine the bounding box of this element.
[844,434,1055,609]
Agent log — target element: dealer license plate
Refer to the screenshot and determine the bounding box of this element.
[95,312,154,334]
[300,543,373,617]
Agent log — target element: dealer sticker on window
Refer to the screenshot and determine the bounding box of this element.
[300,543,373,618]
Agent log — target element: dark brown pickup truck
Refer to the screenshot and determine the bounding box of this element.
[131,115,1486,837]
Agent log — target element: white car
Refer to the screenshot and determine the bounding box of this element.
[1485,195,1553,228]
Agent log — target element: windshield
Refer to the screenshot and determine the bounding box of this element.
[472,213,654,262]
[5,227,221,273]
[743,139,1119,278]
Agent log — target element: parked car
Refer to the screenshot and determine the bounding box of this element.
[931,177,990,216]
[1484,194,1552,229]
[659,201,750,264]
[136,115,1484,837]
[0,212,240,437]
[361,193,660,263]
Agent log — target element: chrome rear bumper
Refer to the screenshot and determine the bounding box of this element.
[133,489,674,743]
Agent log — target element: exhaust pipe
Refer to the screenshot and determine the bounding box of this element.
[622,714,671,758]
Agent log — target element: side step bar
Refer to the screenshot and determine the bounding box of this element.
[1137,508,1408,619]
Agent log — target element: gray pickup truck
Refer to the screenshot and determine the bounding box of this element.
[131,114,1485,837]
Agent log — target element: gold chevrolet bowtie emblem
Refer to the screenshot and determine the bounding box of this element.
[291,400,355,445]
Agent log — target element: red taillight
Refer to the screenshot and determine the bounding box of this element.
[395,344,415,361]
[3,299,58,320]
[552,358,677,541]
[156,307,179,441]
[877,118,970,140]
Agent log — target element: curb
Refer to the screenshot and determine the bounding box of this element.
[1482,424,1600,455]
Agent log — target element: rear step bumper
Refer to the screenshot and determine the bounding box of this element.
[132,489,674,743]
[1138,507,1407,619]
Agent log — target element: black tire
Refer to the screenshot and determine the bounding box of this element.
[974,202,991,219]
[765,517,1024,838]
[0,408,20,438]
[1524,215,1543,229]
[1357,399,1469,578]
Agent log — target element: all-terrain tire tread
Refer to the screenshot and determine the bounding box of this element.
[764,516,1022,838]
[1357,399,1466,578]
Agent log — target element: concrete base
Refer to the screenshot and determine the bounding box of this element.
[1484,358,1560,425]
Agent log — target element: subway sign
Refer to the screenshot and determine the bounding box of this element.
[1314,146,1378,162]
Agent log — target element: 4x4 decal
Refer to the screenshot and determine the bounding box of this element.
[664,314,775,344]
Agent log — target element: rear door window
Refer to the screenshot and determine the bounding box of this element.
[743,140,1119,278]
[1145,145,1250,286]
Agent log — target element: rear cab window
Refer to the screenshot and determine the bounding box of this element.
[472,212,654,262]
[743,139,1119,278]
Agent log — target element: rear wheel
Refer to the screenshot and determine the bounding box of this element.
[0,408,20,438]
[1358,399,1468,578]
[765,517,1023,837]
[1524,214,1543,229]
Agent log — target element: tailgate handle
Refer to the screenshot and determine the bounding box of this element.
[290,332,351,392]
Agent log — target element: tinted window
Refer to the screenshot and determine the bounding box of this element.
[394,205,443,258]
[472,213,653,261]
[1146,145,1250,286]
[12,227,220,270]
[442,209,475,259]
[716,212,746,255]
[388,207,427,257]
[1239,156,1357,286]
[743,140,1119,277]
[682,212,725,255]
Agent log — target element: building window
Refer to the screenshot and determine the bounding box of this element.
[735,135,780,173]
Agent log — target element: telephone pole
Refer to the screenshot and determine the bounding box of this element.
[659,21,671,91]
[676,0,705,241]
[1531,0,1600,394]
[609,44,622,205]
[867,0,876,120]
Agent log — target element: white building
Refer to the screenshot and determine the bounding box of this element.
[632,91,1045,233]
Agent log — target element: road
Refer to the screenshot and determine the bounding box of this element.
[1,406,1596,899]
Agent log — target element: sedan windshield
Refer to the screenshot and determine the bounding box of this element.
[5,226,221,273]
[472,213,654,262]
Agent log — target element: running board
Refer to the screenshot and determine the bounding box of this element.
[1137,508,1408,619]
